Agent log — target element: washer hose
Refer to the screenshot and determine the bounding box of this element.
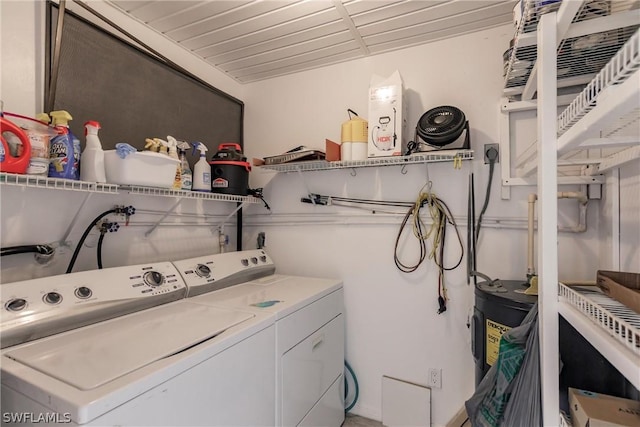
[344,360,359,413]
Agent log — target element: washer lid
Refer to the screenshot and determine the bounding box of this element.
[4,301,253,391]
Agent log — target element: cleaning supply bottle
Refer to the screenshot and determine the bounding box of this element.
[80,121,106,183]
[191,142,210,192]
[177,140,192,191]
[167,136,181,190]
[49,110,80,180]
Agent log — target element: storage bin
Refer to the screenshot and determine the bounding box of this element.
[104,150,178,188]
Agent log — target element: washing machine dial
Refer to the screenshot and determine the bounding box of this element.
[143,271,165,287]
[241,259,249,266]
[250,257,258,265]
[5,298,27,312]
[195,264,211,278]
[43,292,62,305]
[75,287,93,299]
[259,255,267,263]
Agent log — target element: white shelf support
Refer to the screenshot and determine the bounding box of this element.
[537,12,559,426]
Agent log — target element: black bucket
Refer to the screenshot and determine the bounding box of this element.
[209,143,251,196]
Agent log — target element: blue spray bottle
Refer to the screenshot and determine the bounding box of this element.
[49,110,80,179]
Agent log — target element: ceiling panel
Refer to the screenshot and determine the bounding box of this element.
[107,0,518,83]
[200,14,345,62]
[149,2,254,33]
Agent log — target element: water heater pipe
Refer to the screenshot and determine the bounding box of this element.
[527,191,589,276]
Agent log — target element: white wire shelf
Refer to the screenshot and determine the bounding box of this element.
[503,0,639,97]
[0,173,259,204]
[119,185,260,204]
[558,282,640,390]
[255,150,473,173]
[0,172,118,194]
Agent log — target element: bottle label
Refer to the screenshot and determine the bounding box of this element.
[49,136,70,174]
[0,142,5,162]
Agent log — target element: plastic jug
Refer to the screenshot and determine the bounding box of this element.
[0,116,32,174]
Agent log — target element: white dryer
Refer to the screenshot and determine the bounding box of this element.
[173,249,345,427]
[1,261,276,426]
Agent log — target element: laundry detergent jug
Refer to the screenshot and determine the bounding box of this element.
[1,115,32,174]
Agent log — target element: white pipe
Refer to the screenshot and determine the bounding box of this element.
[527,191,589,276]
[528,193,537,276]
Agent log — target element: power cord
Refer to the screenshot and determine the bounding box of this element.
[476,147,498,243]
[394,186,464,314]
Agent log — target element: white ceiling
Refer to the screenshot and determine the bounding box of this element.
[108,0,518,83]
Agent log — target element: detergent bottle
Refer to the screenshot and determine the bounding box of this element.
[191,142,210,192]
[177,140,192,191]
[167,136,182,190]
[80,121,106,183]
[49,110,80,179]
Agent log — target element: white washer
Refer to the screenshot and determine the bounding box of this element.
[1,261,276,426]
[173,249,345,427]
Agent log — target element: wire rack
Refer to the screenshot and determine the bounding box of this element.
[503,0,639,95]
[0,172,118,194]
[256,150,473,173]
[119,185,260,203]
[557,28,640,135]
[558,283,640,355]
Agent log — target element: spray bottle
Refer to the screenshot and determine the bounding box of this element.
[167,136,181,190]
[191,142,210,192]
[80,121,106,182]
[177,140,192,191]
[49,110,80,180]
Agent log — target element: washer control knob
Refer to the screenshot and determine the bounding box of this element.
[241,259,249,266]
[44,292,62,305]
[195,264,211,278]
[143,271,165,287]
[259,256,267,263]
[75,287,93,299]
[250,257,258,264]
[6,298,27,312]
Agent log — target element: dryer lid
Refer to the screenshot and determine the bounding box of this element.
[4,301,253,390]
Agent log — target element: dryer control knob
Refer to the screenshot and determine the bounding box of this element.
[250,257,258,264]
[6,298,27,312]
[241,259,249,266]
[143,271,165,287]
[44,292,62,305]
[259,256,267,263]
[195,264,211,278]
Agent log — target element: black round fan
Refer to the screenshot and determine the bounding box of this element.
[416,106,467,147]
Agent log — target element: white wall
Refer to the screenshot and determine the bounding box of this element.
[240,25,603,425]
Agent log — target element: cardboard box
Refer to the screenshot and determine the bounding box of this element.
[367,70,407,158]
[597,270,640,314]
[569,388,640,427]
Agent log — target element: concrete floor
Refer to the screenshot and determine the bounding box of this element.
[342,413,384,427]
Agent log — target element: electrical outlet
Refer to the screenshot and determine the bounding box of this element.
[428,368,442,389]
[484,143,500,164]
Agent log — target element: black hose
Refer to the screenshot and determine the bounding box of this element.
[66,209,117,274]
[1,244,54,257]
[97,232,106,269]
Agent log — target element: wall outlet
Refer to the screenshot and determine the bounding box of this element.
[428,368,442,389]
[484,143,500,164]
